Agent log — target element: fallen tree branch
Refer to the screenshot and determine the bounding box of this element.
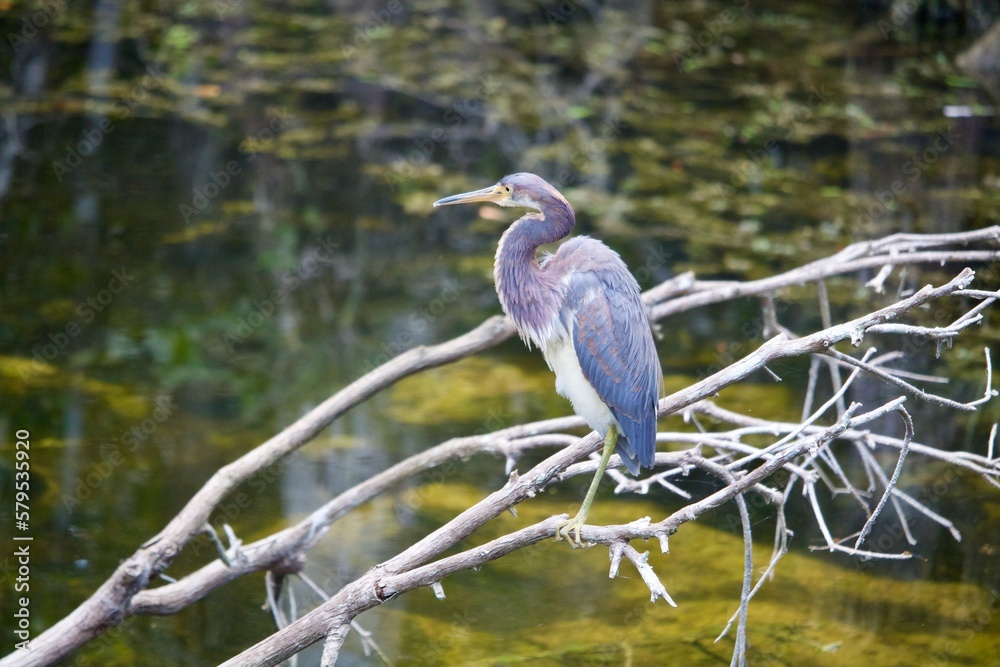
[223,398,921,667]
[4,228,998,667]
[647,224,999,318]
[216,269,995,666]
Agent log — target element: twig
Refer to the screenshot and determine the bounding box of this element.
[609,541,677,606]
[649,245,999,321]
[730,348,874,470]
[854,406,914,550]
[826,345,994,411]
[801,356,821,422]
[852,444,918,546]
[865,262,894,293]
[320,624,351,667]
[815,279,848,418]
[888,487,962,542]
[298,573,393,666]
[7,230,998,667]
[686,458,752,666]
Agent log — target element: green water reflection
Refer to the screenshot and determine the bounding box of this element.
[1,0,999,665]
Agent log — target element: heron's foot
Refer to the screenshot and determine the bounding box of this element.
[554,513,590,548]
[555,427,616,548]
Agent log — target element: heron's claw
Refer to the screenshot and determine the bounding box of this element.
[554,514,589,548]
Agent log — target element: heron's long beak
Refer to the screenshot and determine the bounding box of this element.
[433,185,501,208]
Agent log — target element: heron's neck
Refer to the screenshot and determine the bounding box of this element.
[493,199,575,342]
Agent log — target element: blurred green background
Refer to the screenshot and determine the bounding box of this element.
[1,0,999,665]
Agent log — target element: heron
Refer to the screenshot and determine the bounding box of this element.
[433,173,662,545]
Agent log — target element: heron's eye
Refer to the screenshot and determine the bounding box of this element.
[503,186,512,194]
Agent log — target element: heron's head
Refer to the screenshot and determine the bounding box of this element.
[433,173,563,211]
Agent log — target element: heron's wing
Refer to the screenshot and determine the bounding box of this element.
[564,266,661,474]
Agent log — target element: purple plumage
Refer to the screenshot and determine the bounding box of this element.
[468,173,663,474]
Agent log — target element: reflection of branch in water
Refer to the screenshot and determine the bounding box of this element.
[5,228,1000,667]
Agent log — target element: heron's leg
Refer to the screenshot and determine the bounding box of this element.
[556,425,618,547]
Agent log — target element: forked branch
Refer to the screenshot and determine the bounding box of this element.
[3,227,998,667]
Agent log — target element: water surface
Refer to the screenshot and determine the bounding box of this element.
[1,1,999,665]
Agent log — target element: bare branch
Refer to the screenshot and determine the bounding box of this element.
[826,347,978,411]
[6,229,998,667]
[989,423,997,462]
[319,624,350,667]
[854,407,914,550]
[649,245,1000,321]
[610,541,677,606]
[865,263,894,293]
